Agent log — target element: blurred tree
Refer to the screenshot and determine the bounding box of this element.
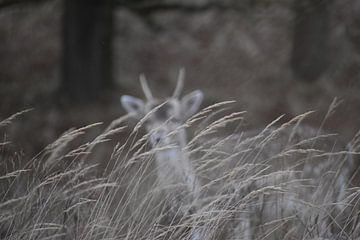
[291,0,333,83]
[346,0,360,54]
[61,0,113,103]
[59,0,245,104]
[0,0,46,8]
[0,0,243,104]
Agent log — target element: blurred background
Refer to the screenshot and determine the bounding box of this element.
[0,0,359,156]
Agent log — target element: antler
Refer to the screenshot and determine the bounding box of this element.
[173,68,185,98]
[140,74,153,100]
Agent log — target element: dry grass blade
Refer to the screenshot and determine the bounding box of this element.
[0,109,33,127]
[0,99,359,240]
[0,169,30,180]
[258,111,314,147]
[134,101,168,132]
[189,112,245,146]
[0,196,28,209]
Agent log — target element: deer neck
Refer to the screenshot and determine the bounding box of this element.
[153,130,200,199]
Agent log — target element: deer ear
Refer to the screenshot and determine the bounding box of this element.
[121,95,145,119]
[180,90,203,120]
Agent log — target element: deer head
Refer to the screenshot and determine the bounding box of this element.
[121,69,203,153]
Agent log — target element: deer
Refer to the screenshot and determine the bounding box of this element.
[120,69,205,238]
[120,70,359,240]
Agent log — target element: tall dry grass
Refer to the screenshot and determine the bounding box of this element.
[0,102,359,240]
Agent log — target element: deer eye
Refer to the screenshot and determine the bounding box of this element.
[148,103,157,110]
[169,116,181,124]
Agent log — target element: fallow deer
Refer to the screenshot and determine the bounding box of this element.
[121,69,204,238]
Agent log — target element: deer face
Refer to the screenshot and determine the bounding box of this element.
[120,70,203,152]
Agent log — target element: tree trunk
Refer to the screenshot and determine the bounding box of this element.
[346,0,360,54]
[291,0,332,83]
[61,0,113,103]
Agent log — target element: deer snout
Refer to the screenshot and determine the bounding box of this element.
[150,129,167,146]
[153,134,162,144]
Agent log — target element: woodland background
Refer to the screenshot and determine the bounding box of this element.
[0,0,359,156]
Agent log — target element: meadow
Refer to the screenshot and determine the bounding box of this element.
[0,101,359,240]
